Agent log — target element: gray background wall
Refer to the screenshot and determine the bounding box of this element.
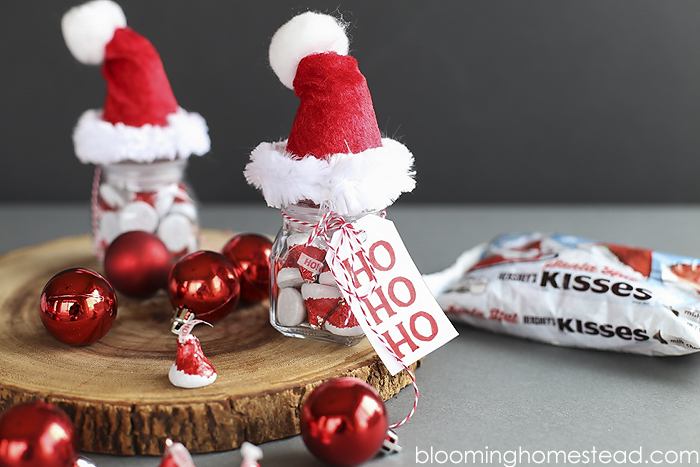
[3,1,700,205]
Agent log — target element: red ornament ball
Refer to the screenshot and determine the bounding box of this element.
[300,377,388,467]
[104,230,172,297]
[221,233,272,303]
[168,250,240,322]
[0,401,78,467]
[40,268,117,346]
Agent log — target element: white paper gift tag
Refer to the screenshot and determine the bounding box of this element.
[327,215,458,375]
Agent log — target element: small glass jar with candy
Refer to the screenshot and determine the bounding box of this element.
[245,12,416,345]
[95,159,199,260]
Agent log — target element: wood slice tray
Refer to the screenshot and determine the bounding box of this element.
[0,231,418,455]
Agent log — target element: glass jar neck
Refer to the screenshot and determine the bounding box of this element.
[101,159,187,191]
[280,203,382,230]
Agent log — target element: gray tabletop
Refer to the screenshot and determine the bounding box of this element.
[2,204,700,467]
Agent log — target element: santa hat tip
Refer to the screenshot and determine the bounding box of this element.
[62,0,127,65]
[269,11,349,90]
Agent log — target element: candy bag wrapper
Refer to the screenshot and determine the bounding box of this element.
[424,232,700,356]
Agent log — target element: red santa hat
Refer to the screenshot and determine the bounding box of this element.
[244,12,416,216]
[62,0,210,165]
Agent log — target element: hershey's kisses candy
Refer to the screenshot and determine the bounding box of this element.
[276,287,306,327]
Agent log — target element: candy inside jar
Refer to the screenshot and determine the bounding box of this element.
[270,203,377,346]
[94,159,199,260]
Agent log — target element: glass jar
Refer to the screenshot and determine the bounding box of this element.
[93,159,199,260]
[270,203,381,346]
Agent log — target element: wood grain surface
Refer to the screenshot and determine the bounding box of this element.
[0,232,418,455]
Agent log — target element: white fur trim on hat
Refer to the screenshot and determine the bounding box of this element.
[73,107,211,165]
[62,0,127,65]
[168,363,217,389]
[269,12,349,90]
[244,138,416,215]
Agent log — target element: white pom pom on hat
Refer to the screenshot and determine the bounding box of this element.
[61,0,126,65]
[268,11,349,90]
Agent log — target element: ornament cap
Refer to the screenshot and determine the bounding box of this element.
[380,429,402,456]
[171,307,196,335]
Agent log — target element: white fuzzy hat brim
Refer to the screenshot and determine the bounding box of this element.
[73,107,211,164]
[168,364,217,389]
[244,138,416,215]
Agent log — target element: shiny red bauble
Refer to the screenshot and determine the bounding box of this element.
[104,231,172,298]
[168,250,240,322]
[221,233,272,303]
[40,268,117,346]
[300,377,388,467]
[0,401,78,467]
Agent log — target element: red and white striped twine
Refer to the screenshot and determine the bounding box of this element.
[283,210,419,429]
[91,166,103,261]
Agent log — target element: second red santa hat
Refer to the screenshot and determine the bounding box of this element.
[244,12,416,216]
[62,0,210,165]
